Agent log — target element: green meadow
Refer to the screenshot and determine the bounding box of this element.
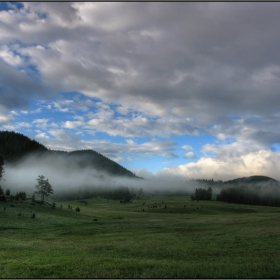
[1,195,280,278]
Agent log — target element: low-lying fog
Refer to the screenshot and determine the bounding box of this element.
[1,153,221,198]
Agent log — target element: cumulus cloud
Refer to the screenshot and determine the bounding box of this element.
[157,141,280,181]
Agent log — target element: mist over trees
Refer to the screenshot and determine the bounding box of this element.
[52,185,136,202]
[3,131,280,209]
[188,176,280,207]
[0,131,139,178]
[191,187,212,201]
[102,186,134,203]
[214,176,280,207]
[217,185,280,207]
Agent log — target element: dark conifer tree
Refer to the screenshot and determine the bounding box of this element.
[0,154,4,183]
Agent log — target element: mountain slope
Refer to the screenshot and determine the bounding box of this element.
[0,131,138,178]
[66,150,136,176]
[0,131,48,161]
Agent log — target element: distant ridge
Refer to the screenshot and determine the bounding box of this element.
[225,175,279,184]
[0,130,139,178]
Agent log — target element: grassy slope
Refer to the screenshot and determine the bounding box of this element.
[1,196,280,278]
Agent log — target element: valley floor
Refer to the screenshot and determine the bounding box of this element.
[1,195,280,278]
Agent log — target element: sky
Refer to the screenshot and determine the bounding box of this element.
[1,2,280,181]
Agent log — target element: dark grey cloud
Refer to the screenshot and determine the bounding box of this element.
[0,60,54,111]
[1,2,280,148]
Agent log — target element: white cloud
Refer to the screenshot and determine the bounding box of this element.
[33,118,49,124]
[0,45,23,66]
[0,115,11,124]
[10,110,19,116]
[116,106,128,115]
[30,108,42,114]
[32,118,58,130]
[2,121,31,129]
[182,145,193,150]
[126,139,136,145]
[184,152,197,159]
[158,141,280,181]
[53,102,69,112]
[64,120,84,129]
[36,132,50,139]
[16,122,31,128]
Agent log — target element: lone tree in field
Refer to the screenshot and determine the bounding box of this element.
[35,175,54,202]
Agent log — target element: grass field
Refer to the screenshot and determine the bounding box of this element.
[1,194,280,278]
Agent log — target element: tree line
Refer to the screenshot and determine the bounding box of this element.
[54,185,143,203]
[191,187,212,201]
[190,184,280,208]
[216,186,280,207]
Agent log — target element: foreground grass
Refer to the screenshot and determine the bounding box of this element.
[1,195,280,278]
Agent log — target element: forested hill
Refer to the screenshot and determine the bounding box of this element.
[0,131,138,178]
[192,175,279,187]
[0,131,48,161]
[225,175,279,184]
[54,149,138,178]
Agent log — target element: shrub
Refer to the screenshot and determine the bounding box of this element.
[75,207,80,212]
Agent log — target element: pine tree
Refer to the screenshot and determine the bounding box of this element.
[35,175,54,202]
